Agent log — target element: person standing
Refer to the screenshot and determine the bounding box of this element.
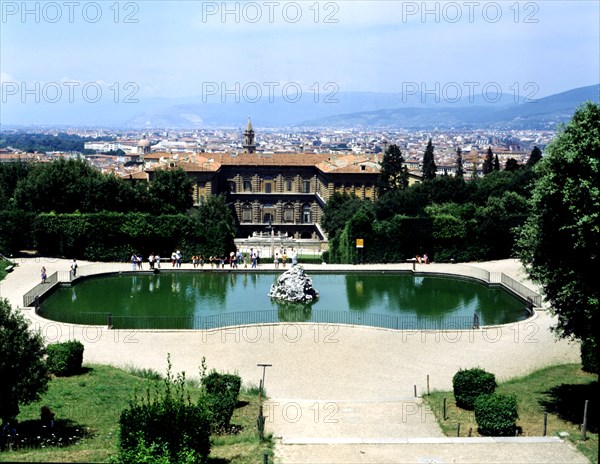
[70,259,78,277]
[41,266,47,284]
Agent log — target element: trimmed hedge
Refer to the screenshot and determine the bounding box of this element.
[46,340,84,376]
[452,368,497,410]
[474,393,519,436]
[201,371,242,431]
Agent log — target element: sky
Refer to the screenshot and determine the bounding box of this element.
[1,0,599,119]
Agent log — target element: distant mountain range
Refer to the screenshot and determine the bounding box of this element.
[3,84,598,130]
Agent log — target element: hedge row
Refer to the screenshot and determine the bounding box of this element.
[0,211,234,262]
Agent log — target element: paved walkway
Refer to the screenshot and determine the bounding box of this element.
[0,258,589,463]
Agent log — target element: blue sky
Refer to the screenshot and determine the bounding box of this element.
[1,0,599,103]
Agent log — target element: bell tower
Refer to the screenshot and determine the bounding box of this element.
[243,116,256,153]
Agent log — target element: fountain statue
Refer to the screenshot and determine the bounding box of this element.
[268,265,319,303]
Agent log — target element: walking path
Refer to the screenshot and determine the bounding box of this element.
[0,258,588,463]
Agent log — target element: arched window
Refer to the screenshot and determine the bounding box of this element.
[302,204,312,223]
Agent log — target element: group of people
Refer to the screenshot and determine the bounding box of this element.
[131,253,162,271]
[416,253,429,264]
[122,247,301,271]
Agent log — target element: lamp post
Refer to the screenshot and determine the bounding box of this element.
[268,219,275,258]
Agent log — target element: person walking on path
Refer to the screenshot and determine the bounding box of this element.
[70,259,78,277]
[41,266,47,284]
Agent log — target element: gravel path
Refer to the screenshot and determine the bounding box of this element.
[0,258,588,463]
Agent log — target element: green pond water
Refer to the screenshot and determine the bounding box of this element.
[39,272,529,330]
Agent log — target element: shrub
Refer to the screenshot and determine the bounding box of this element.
[201,371,241,431]
[474,393,519,436]
[46,340,84,376]
[118,358,211,463]
[452,367,497,410]
[580,337,598,374]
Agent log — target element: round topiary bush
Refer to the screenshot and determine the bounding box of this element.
[452,367,497,410]
[46,340,84,376]
[474,393,519,436]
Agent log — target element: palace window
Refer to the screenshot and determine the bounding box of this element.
[243,180,252,192]
[284,204,294,223]
[285,178,293,192]
[302,180,311,193]
[302,204,312,223]
[242,204,252,222]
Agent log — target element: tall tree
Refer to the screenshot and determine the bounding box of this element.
[517,102,600,370]
[376,144,409,197]
[194,194,236,256]
[148,167,194,213]
[504,158,521,172]
[482,147,494,175]
[526,145,543,167]
[0,299,49,423]
[422,138,437,181]
[493,154,500,171]
[455,148,464,179]
[322,192,363,240]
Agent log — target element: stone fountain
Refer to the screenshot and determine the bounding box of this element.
[268,265,319,303]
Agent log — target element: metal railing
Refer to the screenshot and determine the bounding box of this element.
[24,262,542,329]
[38,309,482,331]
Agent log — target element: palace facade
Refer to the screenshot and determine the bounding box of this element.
[142,120,421,239]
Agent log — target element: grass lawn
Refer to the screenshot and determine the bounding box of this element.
[1,364,273,463]
[424,364,598,463]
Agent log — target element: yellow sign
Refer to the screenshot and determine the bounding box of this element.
[356,238,364,248]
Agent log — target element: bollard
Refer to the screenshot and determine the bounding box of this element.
[468,427,472,437]
[107,313,113,328]
[414,385,417,397]
[427,375,430,396]
[582,400,589,440]
[543,412,547,436]
[457,422,461,437]
[443,397,447,421]
[257,404,265,443]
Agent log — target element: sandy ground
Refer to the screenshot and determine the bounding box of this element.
[0,258,589,464]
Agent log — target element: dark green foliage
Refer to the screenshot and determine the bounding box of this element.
[321,192,363,240]
[201,371,242,431]
[192,195,237,257]
[474,393,519,436]
[28,211,234,262]
[580,337,598,374]
[0,299,49,422]
[148,168,194,213]
[376,144,409,196]
[118,358,212,463]
[482,147,494,175]
[0,132,105,153]
[0,210,35,255]
[505,158,521,171]
[46,340,84,376]
[452,368,497,410]
[517,102,600,346]
[422,138,437,181]
[493,154,500,171]
[526,145,543,166]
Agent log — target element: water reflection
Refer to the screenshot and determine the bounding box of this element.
[41,272,528,329]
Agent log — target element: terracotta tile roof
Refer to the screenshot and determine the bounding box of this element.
[219,152,328,167]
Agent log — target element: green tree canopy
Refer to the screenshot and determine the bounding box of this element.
[482,147,494,175]
[455,148,464,179]
[526,145,543,167]
[321,192,363,240]
[148,168,194,213]
[376,144,409,197]
[517,102,600,353]
[193,194,236,256]
[422,138,437,181]
[0,299,49,422]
